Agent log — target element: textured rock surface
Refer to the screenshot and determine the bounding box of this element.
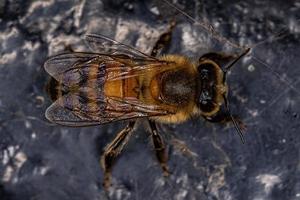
[0,0,299,200]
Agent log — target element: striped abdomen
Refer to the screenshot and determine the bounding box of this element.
[46,60,106,115]
[47,60,143,116]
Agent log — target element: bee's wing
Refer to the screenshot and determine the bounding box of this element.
[44,52,172,84]
[44,52,174,126]
[44,52,101,82]
[46,95,172,127]
[84,34,158,61]
[45,98,105,126]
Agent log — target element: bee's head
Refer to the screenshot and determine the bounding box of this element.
[196,52,234,116]
[196,48,250,143]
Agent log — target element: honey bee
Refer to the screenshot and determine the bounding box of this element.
[44,21,249,189]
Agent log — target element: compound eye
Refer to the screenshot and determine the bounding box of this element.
[198,63,216,80]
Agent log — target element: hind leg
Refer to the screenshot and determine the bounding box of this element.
[101,121,136,189]
[148,120,170,176]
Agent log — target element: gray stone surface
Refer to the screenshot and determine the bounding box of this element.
[0,0,299,199]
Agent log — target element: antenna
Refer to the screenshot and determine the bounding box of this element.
[222,48,251,83]
[223,95,245,144]
[224,48,251,73]
[162,0,247,51]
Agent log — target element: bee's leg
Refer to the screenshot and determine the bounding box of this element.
[151,19,176,57]
[203,112,246,131]
[148,120,170,176]
[199,52,235,65]
[101,121,136,190]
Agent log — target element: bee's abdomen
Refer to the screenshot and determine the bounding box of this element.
[55,62,107,115]
[103,62,139,99]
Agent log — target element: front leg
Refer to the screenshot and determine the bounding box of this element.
[203,111,246,144]
[203,111,246,131]
[148,120,170,176]
[101,121,136,190]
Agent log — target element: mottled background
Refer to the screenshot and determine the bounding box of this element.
[0,0,299,200]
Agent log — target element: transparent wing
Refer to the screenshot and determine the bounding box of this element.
[45,99,104,127]
[46,95,173,127]
[84,34,158,61]
[44,52,173,84]
[44,52,102,81]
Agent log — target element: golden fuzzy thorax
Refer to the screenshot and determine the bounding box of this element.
[149,55,199,124]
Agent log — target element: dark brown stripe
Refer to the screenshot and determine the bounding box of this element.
[78,65,91,88]
[45,77,60,102]
[97,63,107,113]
